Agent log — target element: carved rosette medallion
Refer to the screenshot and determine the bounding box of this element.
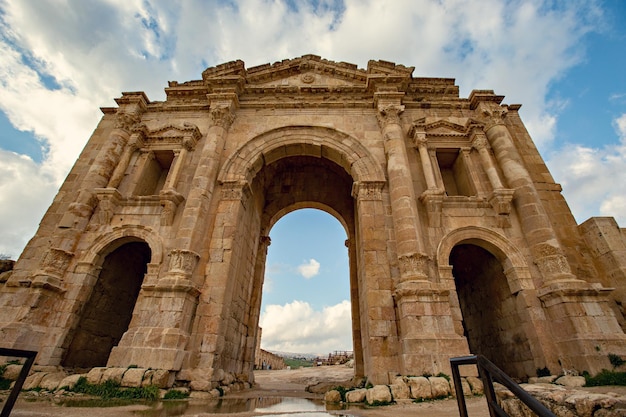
[351,181,385,201]
[300,73,315,84]
[376,104,405,130]
[398,252,429,280]
[168,249,200,276]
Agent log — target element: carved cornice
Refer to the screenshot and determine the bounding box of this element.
[220,180,252,202]
[351,181,385,201]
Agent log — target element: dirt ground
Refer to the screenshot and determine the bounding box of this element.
[3,365,490,417]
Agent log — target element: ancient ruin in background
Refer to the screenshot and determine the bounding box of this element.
[0,55,625,391]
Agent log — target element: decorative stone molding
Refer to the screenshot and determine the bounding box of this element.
[376,104,404,129]
[159,189,184,226]
[351,181,385,201]
[114,112,142,132]
[220,180,252,203]
[488,188,515,215]
[532,243,572,278]
[168,249,200,276]
[210,105,235,129]
[419,189,445,227]
[398,252,430,281]
[94,188,123,224]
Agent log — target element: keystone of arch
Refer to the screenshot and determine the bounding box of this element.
[217,125,386,185]
[437,226,534,294]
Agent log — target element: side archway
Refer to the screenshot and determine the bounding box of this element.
[437,227,546,377]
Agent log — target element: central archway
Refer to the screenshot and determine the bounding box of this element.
[198,125,397,384]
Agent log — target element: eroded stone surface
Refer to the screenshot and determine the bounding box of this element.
[0,55,625,392]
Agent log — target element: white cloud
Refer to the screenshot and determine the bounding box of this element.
[0,151,57,257]
[0,0,615,258]
[546,113,626,225]
[259,300,352,354]
[297,259,320,279]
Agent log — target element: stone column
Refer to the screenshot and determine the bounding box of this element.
[107,127,146,189]
[476,99,626,373]
[471,130,514,223]
[174,97,237,249]
[188,180,252,391]
[374,100,428,282]
[410,127,445,227]
[412,129,438,191]
[352,180,400,384]
[241,235,271,383]
[479,104,575,284]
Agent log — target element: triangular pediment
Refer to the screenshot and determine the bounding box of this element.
[411,117,485,137]
[245,55,367,87]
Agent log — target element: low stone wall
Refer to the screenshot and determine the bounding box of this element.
[324,374,626,417]
[496,383,626,417]
[324,374,484,404]
[1,364,252,398]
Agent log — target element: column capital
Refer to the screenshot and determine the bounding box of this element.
[376,104,405,130]
[476,101,508,131]
[472,133,490,151]
[220,180,252,202]
[210,105,236,130]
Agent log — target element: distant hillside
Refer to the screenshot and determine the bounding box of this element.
[283,357,315,368]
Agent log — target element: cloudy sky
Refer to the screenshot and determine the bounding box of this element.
[1,0,625,355]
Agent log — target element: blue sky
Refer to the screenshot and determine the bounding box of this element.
[1,0,625,354]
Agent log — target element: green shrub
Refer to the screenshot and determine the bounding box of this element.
[70,376,159,400]
[536,367,551,377]
[608,354,625,370]
[163,389,189,400]
[583,370,626,386]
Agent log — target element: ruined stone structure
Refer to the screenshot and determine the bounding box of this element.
[1,55,625,390]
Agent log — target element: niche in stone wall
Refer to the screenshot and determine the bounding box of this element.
[62,241,151,369]
[134,150,174,196]
[436,149,474,196]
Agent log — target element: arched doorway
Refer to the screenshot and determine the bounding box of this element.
[62,241,151,368]
[450,243,532,377]
[195,126,397,385]
[258,208,352,359]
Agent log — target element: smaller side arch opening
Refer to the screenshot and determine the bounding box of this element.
[62,240,151,369]
[450,243,533,378]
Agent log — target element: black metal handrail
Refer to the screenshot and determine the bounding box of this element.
[450,355,556,417]
[0,348,37,417]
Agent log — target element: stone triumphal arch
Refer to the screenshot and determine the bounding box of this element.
[1,55,626,391]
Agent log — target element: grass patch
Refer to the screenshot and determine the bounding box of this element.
[163,389,189,400]
[583,370,626,386]
[283,358,314,368]
[71,377,159,400]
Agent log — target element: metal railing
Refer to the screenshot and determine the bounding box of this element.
[0,348,37,417]
[450,355,556,417]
